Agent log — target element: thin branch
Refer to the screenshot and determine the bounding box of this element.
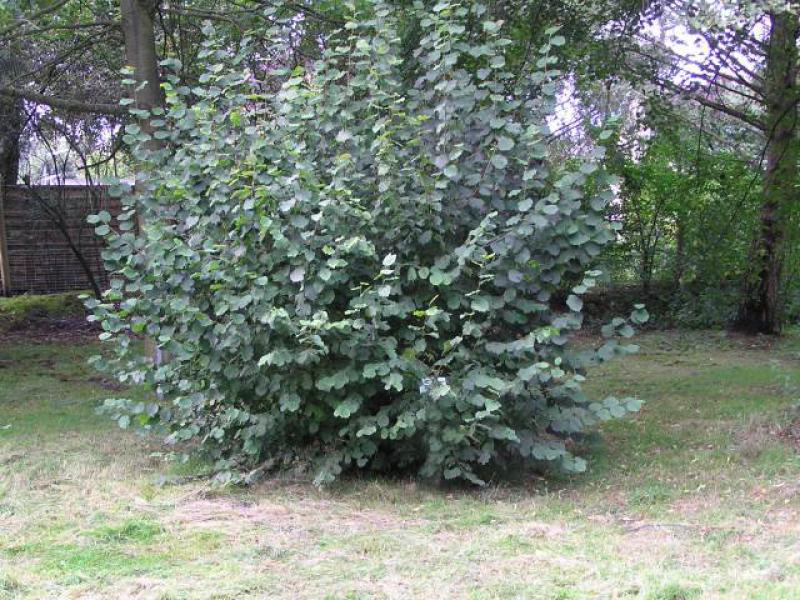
[652,76,766,131]
[160,6,242,28]
[0,20,118,44]
[0,87,125,116]
[0,0,72,37]
[630,42,764,98]
[9,37,100,87]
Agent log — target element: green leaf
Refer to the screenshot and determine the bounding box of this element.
[384,372,403,392]
[624,398,643,412]
[490,154,508,169]
[473,373,506,391]
[497,136,514,152]
[317,371,350,391]
[334,397,361,418]
[631,306,649,325]
[566,295,583,312]
[280,393,301,412]
[618,324,635,338]
[489,425,519,441]
[471,296,490,312]
[357,424,377,437]
[490,55,506,69]
[382,253,397,267]
[443,466,462,479]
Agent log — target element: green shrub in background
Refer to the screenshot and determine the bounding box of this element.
[88,0,647,485]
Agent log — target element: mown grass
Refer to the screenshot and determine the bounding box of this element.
[1,330,799,599]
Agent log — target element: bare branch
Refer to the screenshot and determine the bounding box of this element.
[634,37,764,97]
[0,86,125,116]
[654,77,766,131]
[0,20,118,44]
[0,0,72,37]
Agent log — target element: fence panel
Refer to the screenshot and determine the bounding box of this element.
[0,185,121,295]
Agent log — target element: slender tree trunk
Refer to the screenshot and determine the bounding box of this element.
[0,98,22,184]
[674,217,685,288]
[0,50,23,184]
[640,248,653,296]
[120,0,163,130]
[120,0,163,361]
[733,10,799,335]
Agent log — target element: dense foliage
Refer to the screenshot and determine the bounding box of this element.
[7,0,798,335]
[88,1,648,485]
[597,130,800,329]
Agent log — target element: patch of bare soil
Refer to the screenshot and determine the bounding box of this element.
[51,373,125,391]
[737,410,800,459]
[0,316,99,344]
[777,416,800,454]
[724,330,780,351]
[164,493,421,541]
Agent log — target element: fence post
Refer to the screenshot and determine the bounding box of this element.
[0,180,11,295]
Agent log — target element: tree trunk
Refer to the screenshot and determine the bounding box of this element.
[120,0,163,129]
[733,10,799,335]
[0,97,22,185]
[673,217,685,288]
[0,49,23,184]
[120,0,163,362]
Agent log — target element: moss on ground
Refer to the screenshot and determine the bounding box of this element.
[0,293,86,333]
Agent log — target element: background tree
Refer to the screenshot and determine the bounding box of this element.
[626,1,799,333]
[4,0,798,336]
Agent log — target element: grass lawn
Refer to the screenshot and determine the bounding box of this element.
[1,330,800,599]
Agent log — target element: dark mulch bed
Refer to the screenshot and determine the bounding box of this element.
[0,316,99,344]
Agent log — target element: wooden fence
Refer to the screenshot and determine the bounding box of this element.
[0,185,121,296]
